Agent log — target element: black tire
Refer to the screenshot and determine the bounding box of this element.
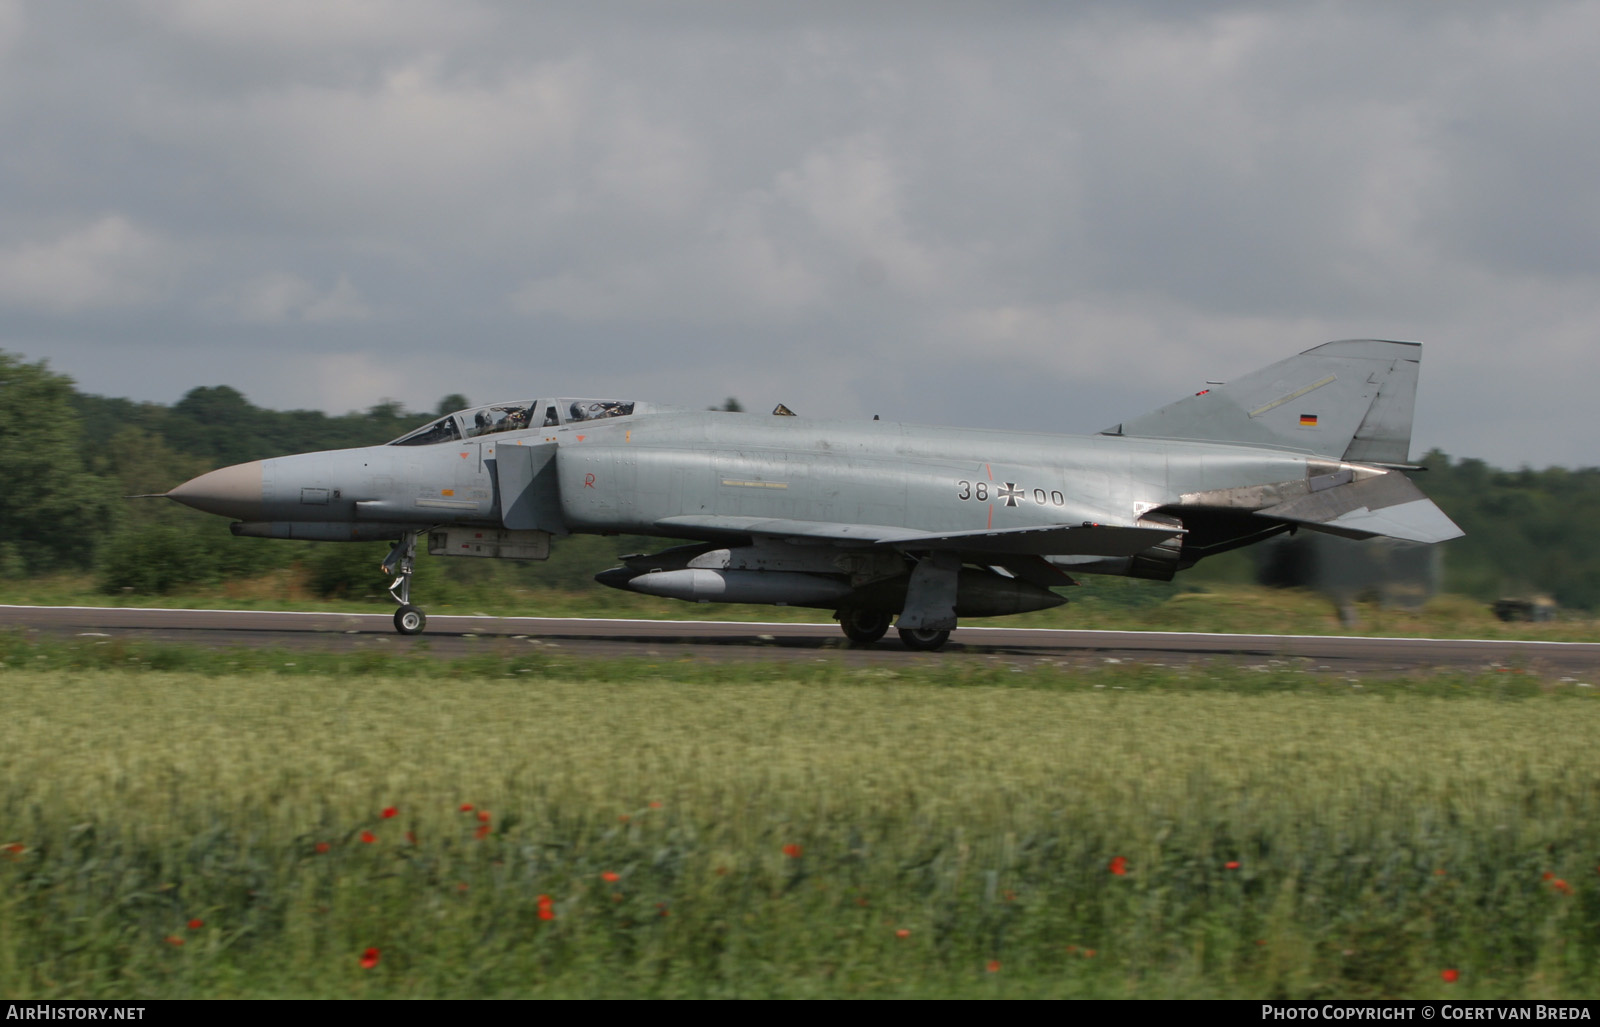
[897,626,951,652]
[394,605,427,635]
[838,609,891,644]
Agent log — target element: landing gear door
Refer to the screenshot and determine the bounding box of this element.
[496,441,567,533]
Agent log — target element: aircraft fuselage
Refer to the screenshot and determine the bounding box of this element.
[164,340,1463,647]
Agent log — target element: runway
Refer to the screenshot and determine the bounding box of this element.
[2,604,1596,676]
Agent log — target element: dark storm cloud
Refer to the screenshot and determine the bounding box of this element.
[3,1,1598,466]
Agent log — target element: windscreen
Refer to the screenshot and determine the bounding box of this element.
[388,415,461,446]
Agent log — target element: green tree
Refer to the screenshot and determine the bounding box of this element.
[0,352,119,572]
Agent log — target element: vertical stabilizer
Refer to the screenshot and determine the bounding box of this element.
[1103,339,1422,464]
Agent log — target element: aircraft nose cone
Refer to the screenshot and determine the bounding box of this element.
[167,461,265,520]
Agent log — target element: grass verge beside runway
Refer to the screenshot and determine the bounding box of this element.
[2,635,1598,998]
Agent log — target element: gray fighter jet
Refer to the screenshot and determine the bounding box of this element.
[166,339,1461,650]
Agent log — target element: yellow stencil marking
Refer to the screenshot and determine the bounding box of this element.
[1250,375,1337,418]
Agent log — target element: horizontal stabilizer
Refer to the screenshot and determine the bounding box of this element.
[1256,471,1463,544]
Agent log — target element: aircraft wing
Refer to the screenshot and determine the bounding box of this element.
[653,515,918,543]
[881,523,1183,556]
[653,514,1180,556]
[1254,471,1463,544]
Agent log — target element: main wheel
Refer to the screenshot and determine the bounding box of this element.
[838,609,891,644]
[897,626,951,652]
[394,605,427,635]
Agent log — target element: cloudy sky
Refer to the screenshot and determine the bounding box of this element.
[4,1,1598,467]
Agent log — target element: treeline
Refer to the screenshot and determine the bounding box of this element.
[3,350,1597,607]
[1411,450,1600,608]
[2,350,614,598]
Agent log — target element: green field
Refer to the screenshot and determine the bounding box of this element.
[2,636,1598,998]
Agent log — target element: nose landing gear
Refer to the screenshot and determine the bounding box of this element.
[382,531,426,635]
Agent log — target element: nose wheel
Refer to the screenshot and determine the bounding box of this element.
[394,604,427,635]
[382,531,427,635]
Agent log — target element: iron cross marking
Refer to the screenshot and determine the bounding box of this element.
[998,482,1025,507]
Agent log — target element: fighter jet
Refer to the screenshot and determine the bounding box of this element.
[166,340,1461,650]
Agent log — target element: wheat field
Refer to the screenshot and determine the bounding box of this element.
[2,651,1598,998]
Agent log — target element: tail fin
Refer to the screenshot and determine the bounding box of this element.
[1104,339,1422,465]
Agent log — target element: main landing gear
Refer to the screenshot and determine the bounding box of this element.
[383,531,426,636]
[835,609,954,651]
[838,608,891,645]
[897,627,951,652]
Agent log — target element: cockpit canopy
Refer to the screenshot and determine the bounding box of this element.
[388,398,639,446]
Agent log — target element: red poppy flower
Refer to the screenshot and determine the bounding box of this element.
[165,935,184,947]
[360,830,376,844]
[1084,949,1096,958]
[1441,968,1459,983]
[601,871,620,883]
[477,810,491,822]
[618,815,630,823]
[1225,861,1241,870]
[1553,879,1573,895]
[896,928,910,939]
[537,894,552,907]
[1543,871,1555,880]
[315,842,330,854]
[187,918,204,930]
[381,806,398,819]
[459,803,474,812]
[649,801,663,809]
[986,960,1001,973]
[2,843,23,855]
[360,947,380,969]
[1108,856,1128,876]
[782,844,803,858]
[539,907,555,921]
[474,824,491,840]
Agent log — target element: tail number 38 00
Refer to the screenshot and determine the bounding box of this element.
[956,480,1067,507]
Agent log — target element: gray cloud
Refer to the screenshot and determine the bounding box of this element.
[5,1,1599,467]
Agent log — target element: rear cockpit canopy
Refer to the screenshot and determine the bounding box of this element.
[388,398,639,446]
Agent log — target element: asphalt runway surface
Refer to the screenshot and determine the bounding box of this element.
[3,604,1597,677]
